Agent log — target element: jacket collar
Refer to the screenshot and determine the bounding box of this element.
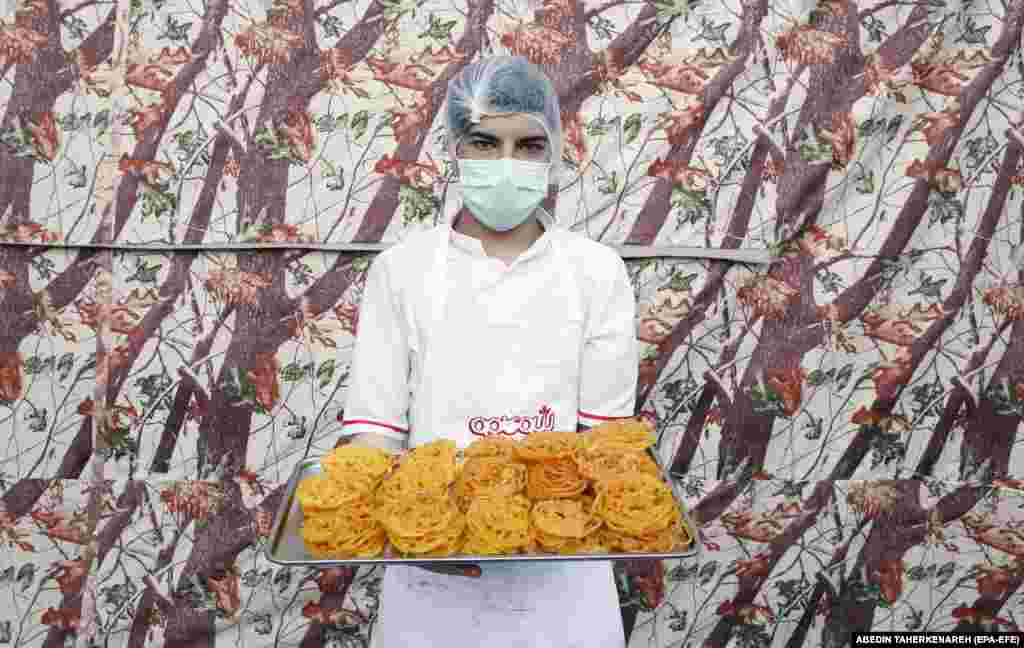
[448,206,557,263]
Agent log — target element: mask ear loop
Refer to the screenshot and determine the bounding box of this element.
[518,114,560,227]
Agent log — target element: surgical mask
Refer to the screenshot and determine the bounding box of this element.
[457,158,550,232]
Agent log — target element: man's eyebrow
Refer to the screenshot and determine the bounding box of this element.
[467,129,548,143]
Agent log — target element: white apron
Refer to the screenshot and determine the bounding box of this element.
[371,223,626,648]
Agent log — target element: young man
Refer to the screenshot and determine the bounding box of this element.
[340,55,638,648]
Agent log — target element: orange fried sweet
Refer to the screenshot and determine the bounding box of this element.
[526,459,587,499]
[515,431,581,462]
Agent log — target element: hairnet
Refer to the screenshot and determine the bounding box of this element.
[444,55,562,188]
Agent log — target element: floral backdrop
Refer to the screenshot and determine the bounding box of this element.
[3,0,1024,645]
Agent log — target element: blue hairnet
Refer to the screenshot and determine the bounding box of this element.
[444,55,562,188]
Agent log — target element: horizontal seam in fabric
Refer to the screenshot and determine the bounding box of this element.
[0,240,772,262]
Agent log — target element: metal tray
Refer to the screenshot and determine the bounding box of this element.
[265,446,700,567]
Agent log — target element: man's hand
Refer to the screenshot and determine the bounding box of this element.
[416,563,482,578]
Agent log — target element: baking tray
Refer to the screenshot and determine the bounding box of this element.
[264,446,700,567]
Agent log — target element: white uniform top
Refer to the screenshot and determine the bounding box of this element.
[341,207,639,445]
[342,207,638,648]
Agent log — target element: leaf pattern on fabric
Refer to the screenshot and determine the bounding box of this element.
[2,0,1024,644]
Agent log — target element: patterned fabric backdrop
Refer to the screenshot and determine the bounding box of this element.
[2,0,1024,645]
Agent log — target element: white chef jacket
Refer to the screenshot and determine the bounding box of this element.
[340,206,639,445]
[341,207,637,648]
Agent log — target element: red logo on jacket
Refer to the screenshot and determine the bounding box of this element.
[468,405,555,438]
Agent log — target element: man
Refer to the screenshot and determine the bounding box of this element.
[340,55,638,648]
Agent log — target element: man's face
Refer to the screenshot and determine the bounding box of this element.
[455,113,551,163]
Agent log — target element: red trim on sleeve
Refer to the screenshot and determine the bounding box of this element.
[341,419,409,434]
[577,411,632,421]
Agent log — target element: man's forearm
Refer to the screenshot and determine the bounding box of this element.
[344,432,406,453]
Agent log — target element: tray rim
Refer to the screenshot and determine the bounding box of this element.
[264,447,701,568]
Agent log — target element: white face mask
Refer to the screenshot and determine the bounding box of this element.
[457,158,550,232]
